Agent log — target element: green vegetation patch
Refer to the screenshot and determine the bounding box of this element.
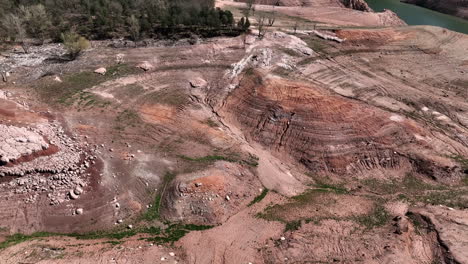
[361,174,467,209]
[248,188,269,207]
[144,223,213,245]
[179,153,259,168]
[142,172,177,221]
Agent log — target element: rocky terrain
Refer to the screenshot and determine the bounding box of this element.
[0,0,467,263]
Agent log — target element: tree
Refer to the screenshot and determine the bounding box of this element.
[293,19,300,34]
[237,17,250,31]
[21,4,51,42]
[245,0,256,17]
[256,15,266,38]
[61,32,90,60]
[128,15,140,41]
[0,13,29,53]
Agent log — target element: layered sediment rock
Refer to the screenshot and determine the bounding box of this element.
[222,71,462,178]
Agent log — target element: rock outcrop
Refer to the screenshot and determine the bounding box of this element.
[340,0,372,12]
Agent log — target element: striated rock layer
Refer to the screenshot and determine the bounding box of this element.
[221,71,463,180]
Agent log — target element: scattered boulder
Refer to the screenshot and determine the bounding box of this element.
[74,186,83,195]
[54,76,62,82]
[189,77,207,88]
[69,190,79,200]
[94,67,107,75]
[116,53,125,64]
[137,61,154,71]
[76,208,84,215]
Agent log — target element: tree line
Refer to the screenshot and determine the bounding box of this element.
[0,0,246,44]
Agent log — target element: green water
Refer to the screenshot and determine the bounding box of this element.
[365,0,468,34]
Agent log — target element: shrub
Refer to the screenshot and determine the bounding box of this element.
[61,32,90,59]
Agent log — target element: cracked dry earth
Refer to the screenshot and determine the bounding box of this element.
[0,2,468,264]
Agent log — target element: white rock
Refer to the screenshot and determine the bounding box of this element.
[76,208,84,215]
[280,236,286,241]
[169,252,175,257]
[225,195,230,201]
[74,186,83,195]
[94,67,107,75]
[137,61,154,71]
[69,190,79,200]
[127,224,133,229]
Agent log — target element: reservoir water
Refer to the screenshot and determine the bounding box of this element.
[365,0,468,34]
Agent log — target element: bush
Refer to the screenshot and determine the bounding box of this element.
[61,32,90,59]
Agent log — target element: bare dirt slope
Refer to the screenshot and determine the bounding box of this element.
[0,1,467,263]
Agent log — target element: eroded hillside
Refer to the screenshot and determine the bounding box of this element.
[0,0,467,263]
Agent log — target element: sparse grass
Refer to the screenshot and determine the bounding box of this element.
[248,188,269,207]
[272,66,294,77]
[145,88,191,108]
[406,213,425,235]
[35,64,139,106]
[361,174,467,209]
[449,155,468,182]
[313,181,348,194]
[179,153,259,167]
[179,155,235,163]
[354,205,389,230]
[114,109,142,131]
[203,118,219,128]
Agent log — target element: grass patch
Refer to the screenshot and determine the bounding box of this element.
[35,64,139,106]
[145,88,191,108]
[248,188,269,207]
[179,153,259,167]
[354,205,389,230]
[361,174,467,208]
[145,223,213,245]
[142,172,177,221]
[0,223,212,250]
[313,181,348,194]
[284,220,302,232]
[0,232,54,250]
[179,155,235,163]
[203,118,219,128]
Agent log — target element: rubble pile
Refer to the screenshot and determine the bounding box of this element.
[0,125,49,164]
[0,121,92,205]
[0,122,82,176]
